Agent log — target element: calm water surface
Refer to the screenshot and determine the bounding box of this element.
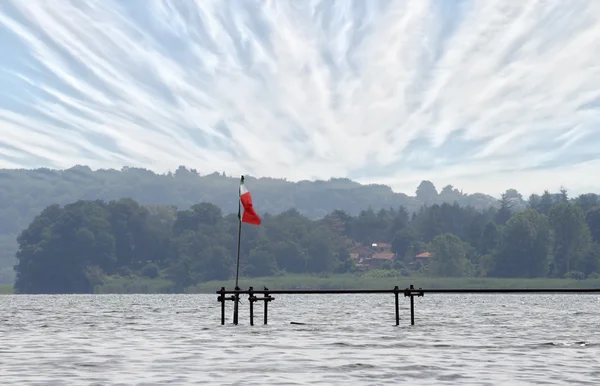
[1,293,599,385]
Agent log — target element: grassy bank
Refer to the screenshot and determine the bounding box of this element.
[0,284,13,294]
[95,276,176,294]
[86,273,600,294]
[189,274,600,294]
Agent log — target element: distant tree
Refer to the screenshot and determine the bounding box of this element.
[414,204,444,243]
[384,206,410,241]
[14,201,115,293]
[527,194,541,212]
[479,221,500,255]
[391,227,417,260]
[574,194,599,214]
[580,242,600,278]
[352,208,388,245]
[504,189,523,201]
[493,210,550,278]
[548,202,591,276]
[427,233,472,277]
[415,180,438,204]
[439,185,463,203]
[558,186,569,202]
[494,193,514,226]
[539,190,554,215]
[585,206,600,243]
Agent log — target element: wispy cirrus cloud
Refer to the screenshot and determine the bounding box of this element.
[0,0,599,197]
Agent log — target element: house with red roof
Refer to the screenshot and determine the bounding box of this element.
[412,251,433,268]
[349,242,396,269]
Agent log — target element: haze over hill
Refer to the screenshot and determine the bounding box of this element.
[1,1,600,197]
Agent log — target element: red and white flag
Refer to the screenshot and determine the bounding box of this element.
[238,176,261,225]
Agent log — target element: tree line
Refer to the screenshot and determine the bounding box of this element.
[0,165,500,282]
[13,187,600,293]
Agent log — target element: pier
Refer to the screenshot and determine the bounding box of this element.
[217,286,600,326]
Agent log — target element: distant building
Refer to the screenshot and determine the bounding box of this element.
[412,251,432,268]
[415,252,432,259]
[350,242,395,269]
[349,245,376,261]
[368,252,396,268]
[371,242,392,253]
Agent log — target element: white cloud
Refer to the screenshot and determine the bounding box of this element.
[0,0,599,197]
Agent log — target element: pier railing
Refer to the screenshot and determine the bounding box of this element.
[217,285,600,326]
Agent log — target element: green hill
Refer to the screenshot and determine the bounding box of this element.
[0,165,502,283]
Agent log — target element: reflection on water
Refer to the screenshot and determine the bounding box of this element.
[1,294,599,385]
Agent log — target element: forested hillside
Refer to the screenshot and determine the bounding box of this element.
[13,187,600,294]
[0,165,502,283]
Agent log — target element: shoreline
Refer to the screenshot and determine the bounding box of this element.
[4,275,600,295]
[0,284,12,294]
[187,275,600,294]
[95,274,600,294]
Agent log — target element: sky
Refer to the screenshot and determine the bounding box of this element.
[0,0,599,198]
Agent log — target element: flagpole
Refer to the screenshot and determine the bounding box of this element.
[233,176,243,325]
[235,211,242,289]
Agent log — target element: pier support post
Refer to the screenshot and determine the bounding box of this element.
[219,287,226,325]
[394,286,400,326]
[410,291,415,325]
[264,287,269,325]
[404,284,424,326]
[216,287,236,325]
[248,286,254,326]
[233,286,240,325]
[217,286,600,327]
[247,287,274,326]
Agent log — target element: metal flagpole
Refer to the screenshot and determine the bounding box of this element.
[233,176,243,325]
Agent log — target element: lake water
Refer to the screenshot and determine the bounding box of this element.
[1,293,599,385]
